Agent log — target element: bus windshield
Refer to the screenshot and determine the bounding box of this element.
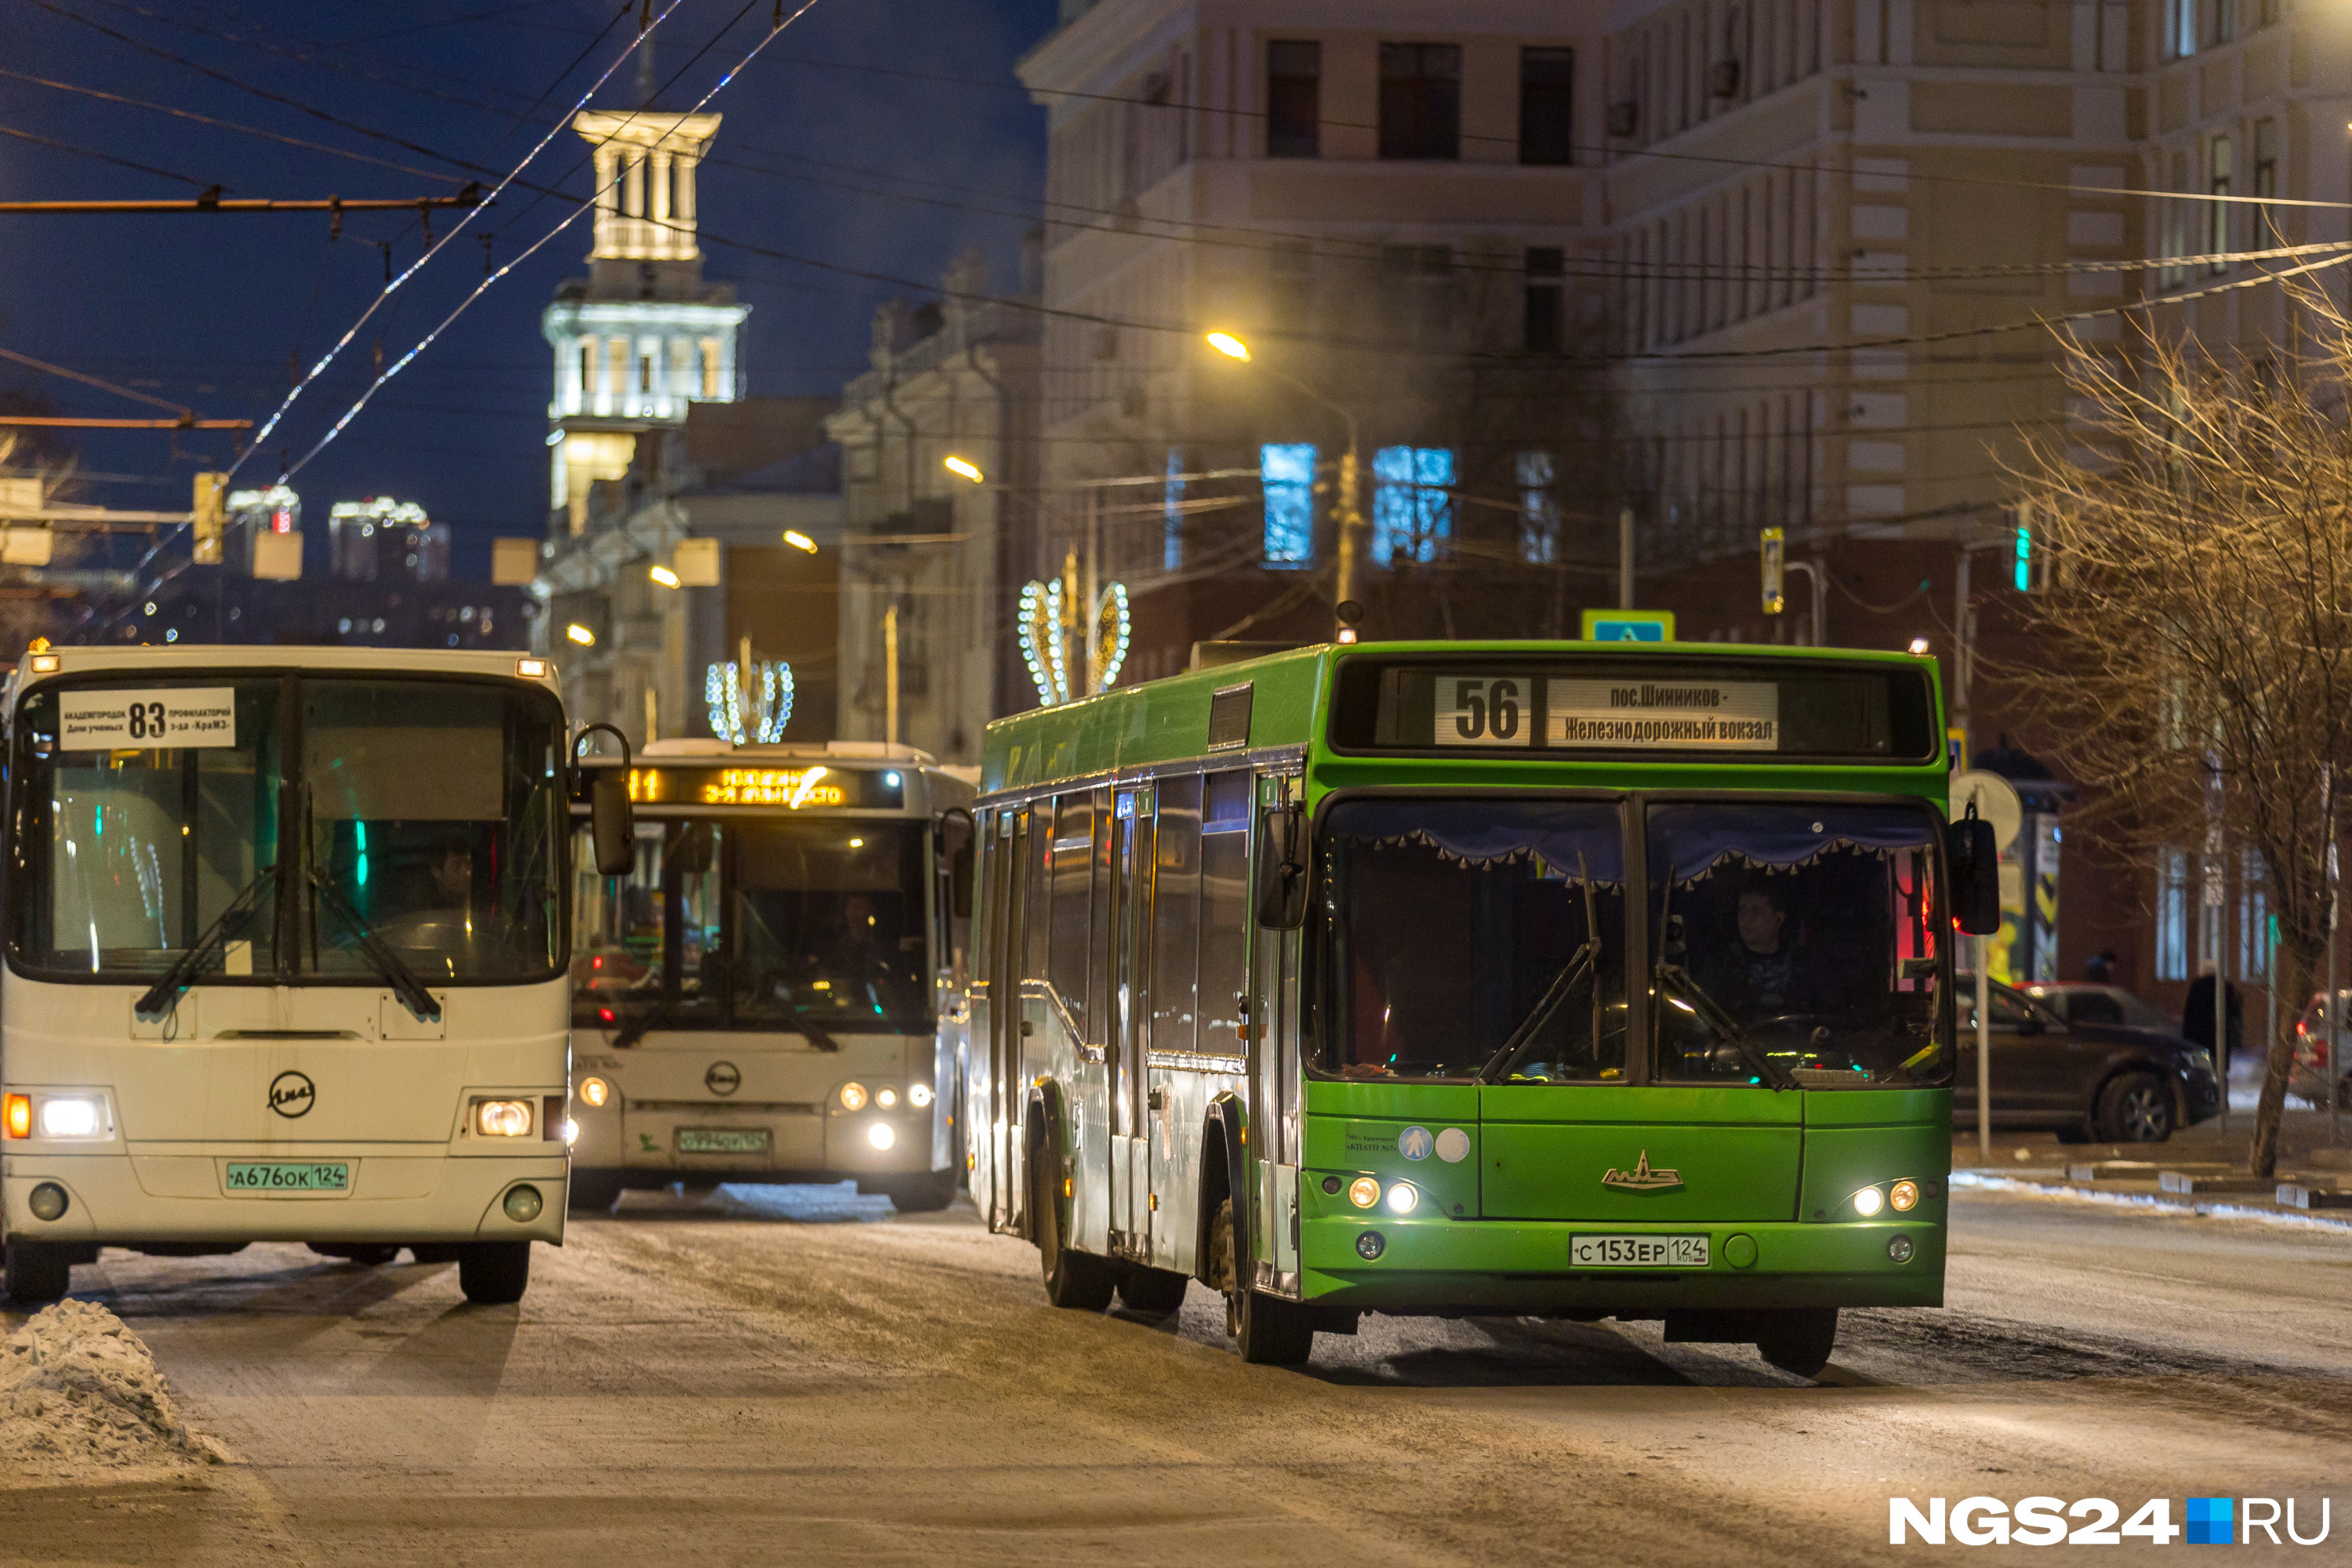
[1649,802,1949,1087]
[572,817,931,1033]
[1319,800,1628,1080]
[9,674,567,984]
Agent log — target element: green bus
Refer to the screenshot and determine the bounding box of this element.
[965,641,1996,1373]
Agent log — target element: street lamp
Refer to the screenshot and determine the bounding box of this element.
[943,455,984,484]
[648,564,681,589]
[1203,330,1366,639]
[565,622,596,647]
[782,530,818,553]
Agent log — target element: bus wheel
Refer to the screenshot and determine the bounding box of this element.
[1212,1199,1314,1366]
[1755,1308,1838,1378]
[1032,1162,1114,1310]
[568,1170,626,1214]
[1116,1263,1190,1315]
[4,1240,73,1305]
[864,1170,956,1213]
[457,1241,531,1305]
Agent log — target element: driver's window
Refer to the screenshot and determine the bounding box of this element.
[1987,985,2050,1031]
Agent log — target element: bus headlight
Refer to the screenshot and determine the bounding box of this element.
[1889,1179,1920,1213]
[579,1076,611,1109]
[877,1087,899,1109]
[474,1099,534,1138]
[1348,1177,1380,1209]
[1385,1182,1417,1215]
[867,1121,895,1150]
[839,1082,868,1112]
[1852,1185,1886,1218]
[37,1096,103,1139]
[909,1083,935,1109]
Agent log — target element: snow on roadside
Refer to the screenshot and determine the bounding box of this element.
[0,1298,226,1484]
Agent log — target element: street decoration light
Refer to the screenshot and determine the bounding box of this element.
[706,635,793,744]
[1202,330,1365,640]
[1017,552,1128,708]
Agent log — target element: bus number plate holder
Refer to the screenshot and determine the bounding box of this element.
[1570,1235,1708,1269]
[224,1162,350,1194]
[676,1128,770,1156]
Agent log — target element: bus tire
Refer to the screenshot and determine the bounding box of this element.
[1116,1263,1190,1315]
[568,1170,626,1214]
[1213,1198,1314,1366]
[5,1240,73,1305]
[1031,1159,1114,1311]
[865,1170,956,1213]
[1755,1308,1838,1378]
[456,1241,531,1305]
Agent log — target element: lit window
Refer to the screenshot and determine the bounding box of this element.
[1372,445,1454,563]
[1163,445,1186,571]
[2156,848,2189,982]
[1515,451,1558,563]
[2239,850,2270,981]
[1261,442,1316,564]
[700,339,721,399]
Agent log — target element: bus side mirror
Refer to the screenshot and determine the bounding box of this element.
[938,808,975,920]
[1255,803,1307,930]
[1947,815,2000,935]
[575,723,636,878]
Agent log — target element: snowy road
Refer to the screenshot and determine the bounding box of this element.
[4,1185,2350,1565]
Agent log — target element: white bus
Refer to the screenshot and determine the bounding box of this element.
[567,740,975,1211]
[0,645,632,1305]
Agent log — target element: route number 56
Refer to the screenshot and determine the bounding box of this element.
[1436,678,1530,746]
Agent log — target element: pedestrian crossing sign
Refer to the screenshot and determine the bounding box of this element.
[1581,610,1675,643]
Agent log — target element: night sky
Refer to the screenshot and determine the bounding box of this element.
[0,0,1059,579]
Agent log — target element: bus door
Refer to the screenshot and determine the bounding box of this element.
[983,808,1024,1230]
[1071,788,1114,1254]
[1143,773,1203,1276]
[1250,773,1304,1287]
[1107,786,1152,1252]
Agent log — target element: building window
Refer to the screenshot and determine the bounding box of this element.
[1372,445,1454,563]
[1382,244,1454,346]
[2209,135,2231,270]
[2169,0,2196,57]
[1520,46,1574,165]
[639,349,656,394]
[1516,451,1559,562]
[2157,848,2190,982]
[1163,445,1186,571]
[700,339,721,398]
[2211,0,2237,45]
[1378,42,1461,161]
[1269,241,1312,325]
[2239,849,2270,982]
[2253,118,2278,243]
[606,337,630,400]
[1261,442,1316,564]
[1266,40,1319,158]
[1524,246,1565,352]
[578,340,597,394]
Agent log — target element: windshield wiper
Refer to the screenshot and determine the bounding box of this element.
[308,870,441,1024]
[1479,941,1597,1081]
[134,864,276,1022]
[1653,961,1798,1091]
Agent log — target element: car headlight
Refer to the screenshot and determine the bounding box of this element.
[1852,1185,1886,1218]
[839,1082,868,1112]
[474,1098,534,1137]
[37,1096,104,1139]
[2190,1048,2215,1075]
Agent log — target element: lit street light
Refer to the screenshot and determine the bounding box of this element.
[565,622,596,646]
[782,530,818,554]
[648,564,681,588]
[1203,330,1365,641]
[942,455,985,484]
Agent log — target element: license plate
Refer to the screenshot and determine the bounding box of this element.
[676,1127,770,1156]
[225,1161,350,1193]
[1570,1234,1708,1269]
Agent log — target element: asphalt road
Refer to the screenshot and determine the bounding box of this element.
[5,1184,2350,1566]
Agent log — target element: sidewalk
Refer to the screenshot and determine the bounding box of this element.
[1949,1074,2352,1228]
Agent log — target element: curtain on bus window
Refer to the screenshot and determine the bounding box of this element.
[1654,805,1934,887]
[1324,799,1625,884]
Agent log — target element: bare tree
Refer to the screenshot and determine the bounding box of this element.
[2006,306,2352,1177]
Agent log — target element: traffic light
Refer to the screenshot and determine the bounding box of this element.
[1760,526,1785,615]
[192,472,227,566]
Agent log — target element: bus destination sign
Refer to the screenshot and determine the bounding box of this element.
[624,763,900,809]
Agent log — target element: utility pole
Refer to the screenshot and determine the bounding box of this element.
[1618,505,1635,610]
[1334,448,1364,633]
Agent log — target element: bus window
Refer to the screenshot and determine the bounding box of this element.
[1318,800,1625,1081]
[1047,794,1094,1029]
[732,822,930,1031]
[1646,802,1950,1087]
[1199,772,1253,1059]
[1149,775,1203,1058]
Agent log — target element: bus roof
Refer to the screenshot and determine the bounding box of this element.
[980,639,1947,797]
[7,643,562,714]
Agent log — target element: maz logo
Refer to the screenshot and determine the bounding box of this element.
[267,1070,316,1120]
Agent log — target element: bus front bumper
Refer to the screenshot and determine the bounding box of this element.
[1298,1215,1944,1312]
[1,1149,569,1246]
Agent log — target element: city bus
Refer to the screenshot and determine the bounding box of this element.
[0,644,632,1306]
[567,740,975,1212]
[966,641,1997,1372]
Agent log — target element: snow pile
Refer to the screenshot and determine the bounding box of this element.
[0,1299,223,1483]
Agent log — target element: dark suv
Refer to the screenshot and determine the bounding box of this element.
[1954,979,2221,1142]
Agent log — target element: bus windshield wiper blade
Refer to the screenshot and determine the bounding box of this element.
[1479,942,1597,1082]
[134,864,276,1022]
[1654,962,1798,1091]
[308,870,441,1023]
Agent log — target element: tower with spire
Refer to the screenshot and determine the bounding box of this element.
[541,51,748,534]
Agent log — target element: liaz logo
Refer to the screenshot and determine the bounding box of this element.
[267,1070,315,1120]
[1891,1496,2332,1545]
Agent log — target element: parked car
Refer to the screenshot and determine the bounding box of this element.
[2291,990,2352,1109]
[2023,981,2180,1032]
[1957,978,2222,1142]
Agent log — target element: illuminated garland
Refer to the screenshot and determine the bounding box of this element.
[703,656,793,743]
[1014,578,1130,708]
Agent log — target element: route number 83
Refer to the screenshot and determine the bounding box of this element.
[125,702,168,740]
[1437,678,1530,747]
